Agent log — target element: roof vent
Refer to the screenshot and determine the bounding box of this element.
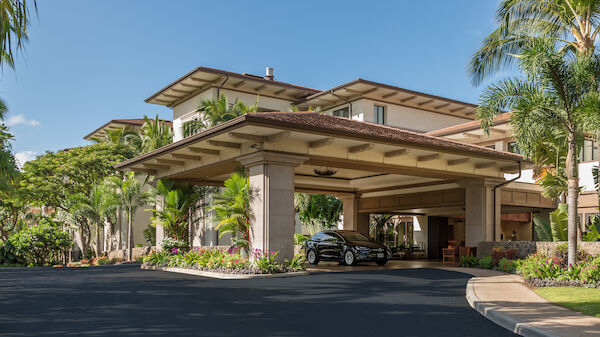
[265,67,274,81]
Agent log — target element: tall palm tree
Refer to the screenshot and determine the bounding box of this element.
[477,41,600,265]
[469,0,600,85]
[196,94,258,129]
[106,172,151,260]
[0,0,35,69]
[140,115,172,154]
[91,127,142,154]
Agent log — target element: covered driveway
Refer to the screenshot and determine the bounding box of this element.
[116,112,527,260]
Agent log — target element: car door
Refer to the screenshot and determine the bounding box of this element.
[318,232,343,260]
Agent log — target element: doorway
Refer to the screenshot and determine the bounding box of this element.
[427,216,449,259]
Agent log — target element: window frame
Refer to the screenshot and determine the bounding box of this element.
[373,104,386,125]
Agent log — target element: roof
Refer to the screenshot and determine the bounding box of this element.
[296,79,478,120]
[145,66,321,107]
[116,112,525,169]
[426,113,511,137]
[84,118,173,140]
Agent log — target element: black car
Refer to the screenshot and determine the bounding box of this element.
[304,230,390,266]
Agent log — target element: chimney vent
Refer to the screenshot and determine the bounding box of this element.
[265,67,274,81]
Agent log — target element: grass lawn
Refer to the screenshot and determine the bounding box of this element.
[535,287,600,318]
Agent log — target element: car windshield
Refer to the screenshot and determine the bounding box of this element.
[340,232,371,242]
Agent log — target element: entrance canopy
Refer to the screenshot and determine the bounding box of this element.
[116,112,525,195]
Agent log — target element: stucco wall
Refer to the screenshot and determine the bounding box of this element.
[477,241,600,259]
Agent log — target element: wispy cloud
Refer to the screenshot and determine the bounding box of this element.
[14,150,37,169]
[5,114,40,127]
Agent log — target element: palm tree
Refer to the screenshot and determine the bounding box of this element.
[92,127,142,154]
[196,94,258,129]
[210,172,254,251]
[477,41,600,265]
[288,105,322,112]
[469,0,600,85]
[0,0,35,69]
[140,115,172,153]
[106,172,151,260]
[70,184,119,257]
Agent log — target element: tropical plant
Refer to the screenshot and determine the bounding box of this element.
[0,218,71,266]
[477,40,600,265]
[294,193,342,235]
[468,0,600,86]
[252,249,281,273]
[92,126,142,154]
[0,0,35,69]
[533,204,570,241]
[288,105,321,112]
[583,214,600,241]
[195,94,258,129]
[140,115,172,153]
[210,172,254,249]
[105,171,152,260]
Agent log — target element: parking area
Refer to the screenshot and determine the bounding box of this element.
[0,264,515,336]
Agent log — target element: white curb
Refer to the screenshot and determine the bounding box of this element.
[140,264,309,279]
[466,279,560,337]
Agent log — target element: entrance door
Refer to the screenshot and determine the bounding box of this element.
[427,216,449,259]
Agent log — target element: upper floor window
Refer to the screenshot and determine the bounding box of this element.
[582,139,598,162]
[374,105,385,124]
[333,107,349,118]
[507,141,522,154]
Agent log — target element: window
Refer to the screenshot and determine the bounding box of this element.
[374,105,385,124]
[333,107,349,118]
[582,139,598,162]
[508,142,521,154]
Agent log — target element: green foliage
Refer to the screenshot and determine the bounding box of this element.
[96,256,110,265]
[284,253,306,272]
[140,115,172,154]
[294,193,342,235]
[92,126,142,155]
[533,213,553,241]
[252,249,281,274]
[143,224,156,246]
[478,256,493,270]
[294,233,308,245]
[0,218,71,266]
[160,237,188,252]
[195,94,258,130]
[459,255,478,268]
[150,179,206,242]
[498,258,517,273]
[143,250,170,266]
[0,0,35,69]
[533,204,570,242]
[584,215,600,242]
[210,173,254,248]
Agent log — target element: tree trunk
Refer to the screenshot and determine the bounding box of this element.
[566,133,579,266]
[128,209,133,261]
[95,223,101,257]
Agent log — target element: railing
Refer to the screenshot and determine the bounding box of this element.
[183,119,203,138]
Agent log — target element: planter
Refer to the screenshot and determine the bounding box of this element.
[140,264,309,279]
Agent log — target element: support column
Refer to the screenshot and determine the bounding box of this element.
[237,152,307,261]
[459,178,503,247]
[155,195,165,250]
[339,195,370,235]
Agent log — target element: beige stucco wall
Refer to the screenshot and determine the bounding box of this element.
[172,88,216,120]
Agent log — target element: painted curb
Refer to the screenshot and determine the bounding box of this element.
[466,279,560,337]
[140,264,309,279]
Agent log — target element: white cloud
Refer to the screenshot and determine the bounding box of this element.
[14,151,37,169]
[5,114,40,127]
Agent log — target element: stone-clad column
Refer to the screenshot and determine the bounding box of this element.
[339,194,370,235]
[237,152,307,261]
[459,178,503,247]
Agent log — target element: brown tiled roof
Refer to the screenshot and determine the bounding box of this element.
[116,112,524,169]
[426,113,511,137]
[245,113,523,161]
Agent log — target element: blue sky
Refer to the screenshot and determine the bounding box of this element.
[1,0,501,165]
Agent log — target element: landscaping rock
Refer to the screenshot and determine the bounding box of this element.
[106,246,154,261]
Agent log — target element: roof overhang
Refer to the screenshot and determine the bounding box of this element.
[84,119,172,141]
[145,67,321,107]
[296,79,478,120]
[116,113,527,195]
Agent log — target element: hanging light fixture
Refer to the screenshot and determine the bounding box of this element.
[313,166,337,176]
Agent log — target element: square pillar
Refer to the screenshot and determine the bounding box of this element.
[237,152,307,261]
[155,195,165,250]
[339,195,370,235]
[459,178,503,247]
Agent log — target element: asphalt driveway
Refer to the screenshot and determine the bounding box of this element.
[0,265,516,336]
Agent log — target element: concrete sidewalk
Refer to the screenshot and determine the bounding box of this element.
[461,268,600,337]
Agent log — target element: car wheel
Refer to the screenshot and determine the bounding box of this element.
[376,259,388,266]
[306,249,319,265]
[343,250,356,266]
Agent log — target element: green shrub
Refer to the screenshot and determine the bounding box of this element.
[160,237,188,253]
[498,258,516,273]
[552,243,589,267]
[294,233,308,245]
[491,248,519,266]
[252,249,281,273]
[143,250,170,266]
[518,253,561,279]
[285,253,306,272]
[478,256,493,269]
[96,257,110,265]
[0,219,71,266]
[459,255,478,268]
